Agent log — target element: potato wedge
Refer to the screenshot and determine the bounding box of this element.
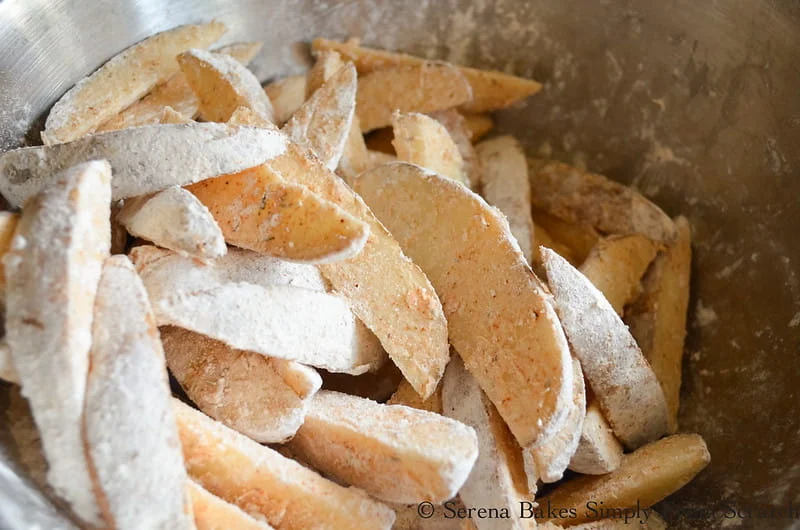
[0,211,19,295]
[337,113,371,181]
[284,64,356,171]
[162,326,318,443]
[158,106,192,124]
[352,162,572,448]
[306,50,345,98]
[0,122,287,207]
[461,113,494,142]
[541,248,669,449]
[540,434,710,526]
[580,234,660,316]
[186,162,369,264]
[97,41,262,132]
[392,112,468,185]
[178,48,275,123]
[270,360,324,400]
[529,159,676,243]
[117,186,226,259]
[84,256,192,529]
[189,480,275,530]
[264,75,307,125]
[4,160,111,525]
[626,217,692,433]
[312,38,541,113]
[476,136,534,263]
[429,110,481,189]
[357,63,473,132]
[387,379,443,414]
[531,207,600,266]
[268,144,450,399]
[288,390,478,504]
[0,339,16,384]
[43,21,226,144]
[530,222,575,274]
[175,400,395,529]
[130,246,384,374]
[525,357,586,484]
[569,401,624,475]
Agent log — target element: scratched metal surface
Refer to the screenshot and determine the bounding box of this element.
[0,0,798,528]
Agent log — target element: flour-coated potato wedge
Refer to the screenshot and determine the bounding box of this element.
[569,401,624,475]
[43,21,226,144]
[541,248,669,449]
[0,122,287,207]
[288,390,478,504]
[539,434,710,527]
[4,161,111,525]
[428,110,480,189]
[175,400,396,529]
[392,112,468,185]
[626,216,692,433]
[264,75,307,125]
[352,162,573,448]
[0,211,19,295]
[189,479,275,530]
[312,38,542,113]
[158,106,192,124]
[178,48,274,123]
[387,379,443,414]
[306,50,345,98]
[84,256,193,529]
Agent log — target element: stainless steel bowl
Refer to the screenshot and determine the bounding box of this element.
[1,1,798,528]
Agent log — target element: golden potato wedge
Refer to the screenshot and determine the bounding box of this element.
[264,75,307,125]
[5,161,111,525]
[357,63,473,132]
[525,357,586,484]
[428,110,481,189]
[288,390,478,504]
[268,144,450,399]
[531,207,600,265]
[43,21,226,144]
[306,50,345,98]
[387,379,443,414]
[175,400,396,529]
[189,480,275,530]
[540,434,710,526]
[117,186,226,259]
[626,217,692,433]
[84,256,193,529]
[186,162,369,264]
[476,135,534,263]
[529,159,676,243]
[284,64,356,171]
[162,326,318,443]
[312,38,541,113]
[352,162,572,448]
[178,48,274,123]
[461,113,494,142]
[97,41,262,132]
[541,248,669,450]
[392,112,468,185]
[0,211,19,295]
[0,339,16,384]
[568,401,624,475]
[0,122,287,207]
[441,356,536,530]
[580,234,660,316]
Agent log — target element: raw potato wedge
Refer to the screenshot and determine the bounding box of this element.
[441,356,536,530]
[306,50,345,98]
[288,390,479,504]
[84,256,193,529]
[189,480,275,530]
[541,248,669,450]
[337,113,371,180]
[476,136,534,263]
[268,144,450,399]
[461,113,494,142]
[524,357,586,484]
[352,162,573,448]
[626,216,692,433]
[0,339,17,384]
[284,64,356,171]
[175,400,396,529]
[356,63,473,132]
[163,326,317,443]
[117,186,226,259]
[264,75,307,125]
[4,160,111,525]
[429,110,481,189]
[0,122,287,207]
[528,159,676,243]
[43,21,226,144]
[312,38,541,113]
[531,207,600,265]
[97,41,263,132]
[186,163,369,264]
[569,401,624,475]
[178,48,275,123]
[392,112,468,185]
[387,379,443,414]
[539,434,710,526]
[580,234,660,316]
[0,211,19,294]
[130,246,384,374]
